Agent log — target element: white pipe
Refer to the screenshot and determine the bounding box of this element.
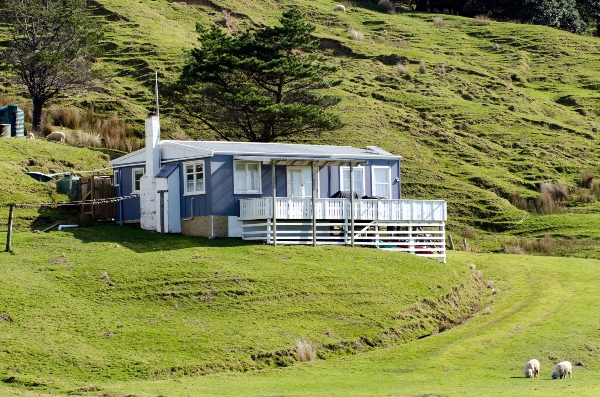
[58,224,78,231]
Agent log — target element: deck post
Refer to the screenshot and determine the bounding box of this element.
[311,161,316,247]
[350,162,355,247]
[272,161,277,246]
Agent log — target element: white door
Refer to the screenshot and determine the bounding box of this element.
[287,167,313,197]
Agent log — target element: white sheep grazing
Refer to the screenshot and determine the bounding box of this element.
[551,361,572,379]
[524,359,540,378]
[333,4,346,12]
[46,131,65,143]
[26,132,35,139]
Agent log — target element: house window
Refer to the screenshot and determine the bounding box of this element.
[113,169,120,186]
[132,168,144,193]
[340,166,364,197]
[372,166,391,198]
[184,160,205,195]
[234,161,261,194]
[287,167,316,197]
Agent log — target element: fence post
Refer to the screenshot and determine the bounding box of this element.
[6,204,14,252]
[462,238,468,251]
[448,234,455,250]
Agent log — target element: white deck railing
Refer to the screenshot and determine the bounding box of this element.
[239,198,447,222]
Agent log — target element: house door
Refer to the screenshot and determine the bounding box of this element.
[287,167,313,197]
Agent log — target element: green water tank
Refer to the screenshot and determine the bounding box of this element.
[56,176,80,199]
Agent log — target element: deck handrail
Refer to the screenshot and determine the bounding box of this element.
[239,197,446,221]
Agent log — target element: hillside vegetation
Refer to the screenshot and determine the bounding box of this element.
[1,0,599,234]
[0,226,484,394]
[2,230,600,396]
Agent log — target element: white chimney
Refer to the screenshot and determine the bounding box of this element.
[145,113,160,176]
[140,113,160,232]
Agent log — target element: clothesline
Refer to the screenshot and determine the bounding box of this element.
[9,194,138,208]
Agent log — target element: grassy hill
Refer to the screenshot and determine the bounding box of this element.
[2,0,600,235]
[0,140,115,228]
[2,229,600,396]
[0,225,484,394]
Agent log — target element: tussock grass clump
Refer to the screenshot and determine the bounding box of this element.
[396,62,410,75]
[470,14,490,26]
[579,169,594,188]
[296,338,316,362]
[534,181,567,214]
[419,60,427,74]
[517,234,556,255]
[461,226,477,239]
[77,131,102,148]
[510,245,525,255]
[44,107,139,151]
[434,64,446,76]
[349,28,364,41]
[433,17,444,27]
[509,191,528,210]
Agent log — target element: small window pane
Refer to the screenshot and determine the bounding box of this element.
[234,162,261,193]
[235,169,246,191]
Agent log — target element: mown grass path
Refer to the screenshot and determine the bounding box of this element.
[93,251,600,397]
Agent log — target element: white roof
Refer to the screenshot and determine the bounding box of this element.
[110,140,401,167]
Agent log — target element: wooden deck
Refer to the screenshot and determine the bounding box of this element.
[239,198,447,262]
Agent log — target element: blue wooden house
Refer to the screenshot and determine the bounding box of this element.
[111,115,447,261]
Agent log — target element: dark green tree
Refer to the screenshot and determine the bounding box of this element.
[0,0,103,133]
[462,0,588,32]
[175,8,342,142]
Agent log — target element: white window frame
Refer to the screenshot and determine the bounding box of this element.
[371,166,391,198]
[183,160,206,196]
[132,168,144,193]
[287,166,319,198]
[113,169,120,187]
[234,161,262,194]
[339,166,365,197]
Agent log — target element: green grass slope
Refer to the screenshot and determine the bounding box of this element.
[0,226,483,394]
[0,140,114,228]
[2,234,600,397]
[63,251,600,397]
[3,0,599,231]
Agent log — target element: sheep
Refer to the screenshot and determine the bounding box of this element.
[26,132,35,139]
[333,4,346,12]
[524,359,540,378]
[551,361,572,379]
[46,131,65,143]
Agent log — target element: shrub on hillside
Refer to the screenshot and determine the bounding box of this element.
[419,60,427,74]
[378,0,395,14]
[433,17,444,27]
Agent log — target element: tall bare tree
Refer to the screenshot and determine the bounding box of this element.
[0,0,103,133]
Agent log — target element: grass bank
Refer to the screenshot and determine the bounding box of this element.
[71,251,600,397]
[0,225,482,394]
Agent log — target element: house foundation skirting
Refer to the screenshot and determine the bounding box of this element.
[181,216,228,238]
[241,219,446,263]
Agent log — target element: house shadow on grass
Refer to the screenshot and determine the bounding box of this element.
[59,223,258,253]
